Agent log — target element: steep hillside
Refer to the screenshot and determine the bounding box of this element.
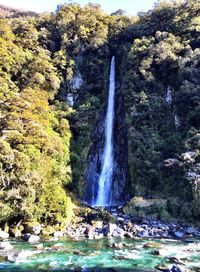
[0,0,199,229]
[118,0,200,222]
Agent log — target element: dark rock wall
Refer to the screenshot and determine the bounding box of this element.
[111,85,129,205]
[84,106,106,205]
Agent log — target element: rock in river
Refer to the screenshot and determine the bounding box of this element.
[7,250,36,263]
[105,223,117,236]
[22,233,40,242]
[53,231,64,238]
[0,242,13,250]
[0,231,9,240]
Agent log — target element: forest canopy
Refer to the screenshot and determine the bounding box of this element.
[0,0,199,226]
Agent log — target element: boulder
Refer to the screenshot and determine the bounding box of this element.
[0,242,13,250]
[143,242,162,249]
[91,220,103,228]
[10,228,22,238]
[73,250,86,256]
[51,243,64,250]
[112,227,125,238]
[105,223,117,236]
[156,264,170,271]
[29,235,40,242]
[125,232,133,238]
[139,230,149,237]
[22,233,40,243]
[87,227,94,239]
[113,243,123,250]
[185,227,196,235]
[161,231,169,238]
[10,223,24,238]
[34,244,43,250]
[7,250,35,263]
[126,221,133,229]
[0,255,7,262]
[0,231,9,240]
[117,217,125,223]
[167,257,185,265]
[85,226,94,239]
[156,247,179,257]
[152,250,161,256]
[173,231,185,239]
[53,231,64,238]
[23,222,41,235]
[171,265,184,272]
[94,233,104,239]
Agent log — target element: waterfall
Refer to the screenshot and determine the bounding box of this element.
[174,113,180,128]
[165,86,173,104]
[94,56,115,207]
[85,55,128,207]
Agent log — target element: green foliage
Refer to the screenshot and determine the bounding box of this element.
[118,0,200,222]
[0,201,14,223]
[0,0,199,226]
[36,181,74,225]
[0,16,73,226]
[56,3,110,51]
[123,197,170,221]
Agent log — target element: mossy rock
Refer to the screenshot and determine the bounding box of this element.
[10,227,22,237]
[42,226,55,236]
[0,256,7,262]
[123,196,169,220]
[143,242,162,249]
[91,220,103,228]
[10,223,24,237]
[80,208,115,224]
[97,209,115,223]
[23,221,41,234]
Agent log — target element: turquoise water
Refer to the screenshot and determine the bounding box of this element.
[0,237,200,271]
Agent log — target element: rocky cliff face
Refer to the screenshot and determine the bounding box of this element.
[111,83,129,205]
[66,1,200,222]
[84,106,106,205]
[113,28,199,221]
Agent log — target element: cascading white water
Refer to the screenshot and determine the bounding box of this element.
[95,56,115,207]
[165,86,173,104]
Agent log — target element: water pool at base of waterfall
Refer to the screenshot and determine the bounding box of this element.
[1,237,200,271]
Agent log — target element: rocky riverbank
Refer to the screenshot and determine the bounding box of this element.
[1,206,200,245]
[64,206,200,241]
[0,207,200,271]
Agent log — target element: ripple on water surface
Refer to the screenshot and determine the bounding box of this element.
[0,237,200,271]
